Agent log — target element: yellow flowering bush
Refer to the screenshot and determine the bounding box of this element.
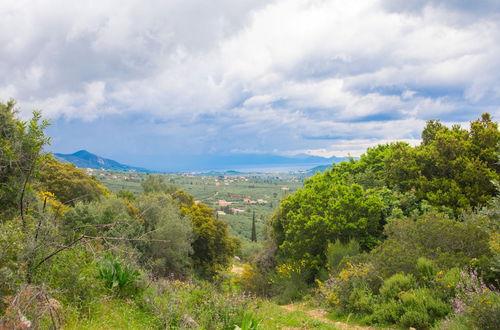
[320,261,378,312]
[275,259,307,280]
[38,191,69,219]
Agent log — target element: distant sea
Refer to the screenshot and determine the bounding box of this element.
[192,162,331,174]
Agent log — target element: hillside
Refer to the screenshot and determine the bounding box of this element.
[54,150,152,172]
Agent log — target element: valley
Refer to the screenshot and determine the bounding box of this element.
[94,170,307,242]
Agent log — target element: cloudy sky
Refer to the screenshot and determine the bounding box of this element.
[1,0,500,170]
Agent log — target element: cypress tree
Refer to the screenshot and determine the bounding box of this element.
[251,211,257,242]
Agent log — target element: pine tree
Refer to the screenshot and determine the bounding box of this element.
[251,211,257,242]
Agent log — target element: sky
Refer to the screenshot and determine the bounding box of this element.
[1,0,500,170]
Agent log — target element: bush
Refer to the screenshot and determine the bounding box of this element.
[451,269,500,330]
[371,288,450,328]
[240,240,263,262]
[38,157,108,205]
[370,213,491,278]
[416,257,437,284]
[35,246,102,308]
[463,290,500,329]
[399,310,430,329]
[239,264,271,296]
[379,273,417,301]
[430,267,461,299]
[272,261,310,304]
[347,284,374,314]
[0,218,26,302]
[319,261,379,312]
[326,239,360,272]
[134,193,193,276]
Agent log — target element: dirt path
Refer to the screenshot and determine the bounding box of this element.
[280,304,377,330]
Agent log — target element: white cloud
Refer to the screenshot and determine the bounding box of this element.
[291,138,422,158]
[1,0,499,157]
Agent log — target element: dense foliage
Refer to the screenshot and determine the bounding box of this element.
[270,113,499,279]
[0,102,245,328]
[0,100,49,219]
[37,157,109,204]
[250,113,500,329]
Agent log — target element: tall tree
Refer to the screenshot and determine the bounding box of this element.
[251,211,257,242]
[0,100,50,221]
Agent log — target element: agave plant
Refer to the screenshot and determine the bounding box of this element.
[234,313,260,330]
[97,254,140,295]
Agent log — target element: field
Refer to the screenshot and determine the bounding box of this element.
[92,170,305,242]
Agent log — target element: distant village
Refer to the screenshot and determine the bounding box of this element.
[90,169,301,221]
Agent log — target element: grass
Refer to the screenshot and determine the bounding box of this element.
[254,301,337,329]
[63,292,341,330]
[64,298,161,330]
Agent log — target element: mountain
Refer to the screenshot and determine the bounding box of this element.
[306,164,332,174]
[136,154,350,172]
[54,150,152,172]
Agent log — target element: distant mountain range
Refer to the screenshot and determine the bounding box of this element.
[54,150,349,173]
[54,150,153,172]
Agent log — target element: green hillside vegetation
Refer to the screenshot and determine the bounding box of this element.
[240,113,500,329]
[1,100,499,330]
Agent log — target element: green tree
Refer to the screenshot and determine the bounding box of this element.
[141,174,176,194]
[385,114,499,214]
[370,212,492,278]
[173,190,238,277]
[251,211,257,242]
[271,172,386,277]
[0,100,50,220]
[37,157,108,204]
[134,193,193,275]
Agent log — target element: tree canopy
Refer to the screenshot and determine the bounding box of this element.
[269,113,500,279]
[0,100,49,219]
[38,157,109,204]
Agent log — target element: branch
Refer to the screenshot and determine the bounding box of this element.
[31,234,169,273]
[32,235,87,271]
[82,235,169,243]
[20,156,37,227]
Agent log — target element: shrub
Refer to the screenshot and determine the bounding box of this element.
[0,218,26,302]
[271,258,320,303]
[326,239,360,272]
[399,310,430,329]
[371,288,450,328]
[38,157,108,205]
[379,273,417,301]
[462,290,500,329]
[319,261,379,312]
[240,240,263,262]
[34,246,102,308]
[400,289,450,323]
[174,190,238,278]
[371,213,491,278]
[134,193,193,276]
[416,257,437,284]
[239,264,271,296]
[369,299,403,325]
[347,284,374,314]
[451,269,500,329]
